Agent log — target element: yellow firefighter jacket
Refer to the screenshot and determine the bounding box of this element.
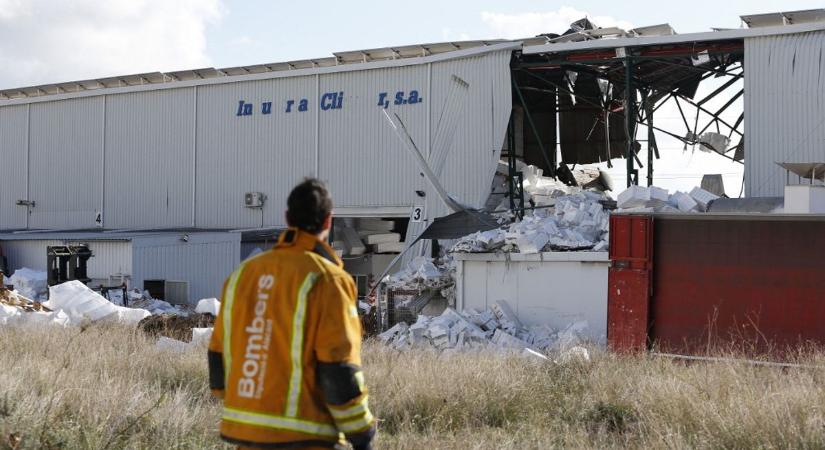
[208,228,375,448]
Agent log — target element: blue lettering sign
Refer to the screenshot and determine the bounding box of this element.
[298,98,308,112]
[320,92,344,111]
[236,100,254,116]
[261,102,272,115]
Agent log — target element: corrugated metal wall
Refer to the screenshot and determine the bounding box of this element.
[745,31,825,197]
[105,89,196,228]
[2,239,132,280]
[318,65,427,207]
[131,233,240,303]
[0,47,513,231]
[196,76,317,228]
[404,50,513,262]
[0,105,28,229]
[28,97,104,228]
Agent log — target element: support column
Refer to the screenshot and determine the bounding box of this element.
[625,54,638,187]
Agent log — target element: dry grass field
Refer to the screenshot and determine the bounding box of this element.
[2,324,825,449]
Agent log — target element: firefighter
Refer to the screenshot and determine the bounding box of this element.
[209,178,376,450]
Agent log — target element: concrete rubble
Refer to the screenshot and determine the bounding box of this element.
[383,256,454,292]
[377,300,590,357]
[617,185,721,213]
[452,190,610,254]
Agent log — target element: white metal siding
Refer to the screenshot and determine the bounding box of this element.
[195,77,317,228]
[131,233,240,303]
[403,50,512,263]
[28,97,104,228]
[2,239,131,280]
[2,46,513,231]
[432,51,511,209]
[745,31,825,197]
[318,65,428,207]
[104,89,195,228]
[0,105,28,229]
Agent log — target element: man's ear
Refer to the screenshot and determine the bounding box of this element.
[322,213,332,231]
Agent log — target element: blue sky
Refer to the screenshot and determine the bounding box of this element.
[206,1,823,68]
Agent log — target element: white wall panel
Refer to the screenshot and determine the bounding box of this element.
[131,233,240,303]
[403,50,512,264]
[28,97,103,228]
[195,77,317,228]
[318,65,428,207]
[455,252,608,342]
[105,89,195,228]
[746,31,825,197]
[0,105,28,229]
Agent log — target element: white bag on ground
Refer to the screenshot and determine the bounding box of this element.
[195,298,221,316]
[8,268,48,300]
[45,280,150,326]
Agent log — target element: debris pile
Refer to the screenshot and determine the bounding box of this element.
[617,185,720,213]
[129,297,188,315]
[7,268,48,301]
[138,298,218,341]
[378,300,590,356]
[452,191,610,254]
[138,313,215,342]
[383,256,454,291]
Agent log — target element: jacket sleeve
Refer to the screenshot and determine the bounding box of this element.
[314,273,376,445]
[208,277,231,399]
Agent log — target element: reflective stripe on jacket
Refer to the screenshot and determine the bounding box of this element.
[208,228,374,448]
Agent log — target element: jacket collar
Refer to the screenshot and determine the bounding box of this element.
[275,227,343,268]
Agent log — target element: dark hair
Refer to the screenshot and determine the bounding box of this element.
[286,178,333,234]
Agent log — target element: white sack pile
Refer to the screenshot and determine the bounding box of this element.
[617,185,720,213]
[7,268,48,301]
[45,280,150,326]
[0,289,70,327]
[452,191,610,254]
[378,300,589,357]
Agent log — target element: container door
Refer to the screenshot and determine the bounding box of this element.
[607,214,654,352]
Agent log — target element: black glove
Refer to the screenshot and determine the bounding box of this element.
[349,423,376,450]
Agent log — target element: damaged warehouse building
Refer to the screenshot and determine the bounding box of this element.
[0,9,824,311]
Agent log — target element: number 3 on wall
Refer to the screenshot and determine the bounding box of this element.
[410,205,425,223]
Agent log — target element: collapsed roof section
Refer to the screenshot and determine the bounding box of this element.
[507,11,825,186]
